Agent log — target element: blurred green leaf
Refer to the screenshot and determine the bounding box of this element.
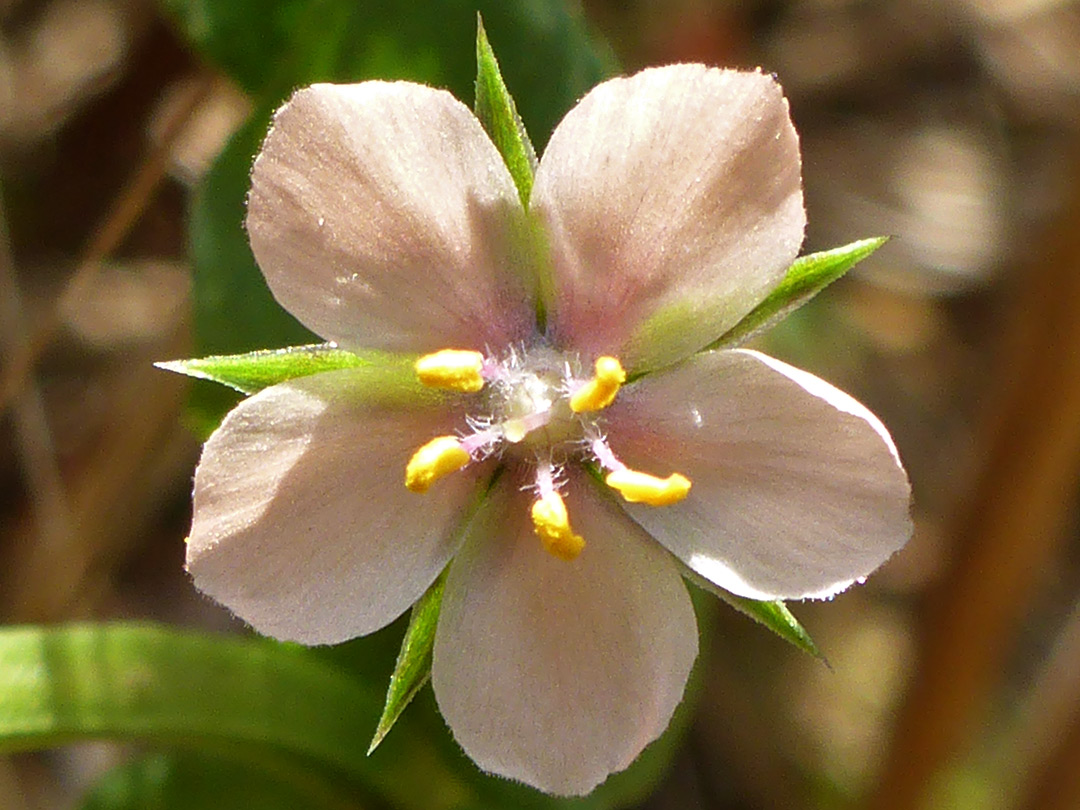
[0,622,473,810]
[155,1,310,96]
[156,345,413,396]
[685,570,824,661]
[159,0,611,143]
[475,15,538,206]
[711,237,890,349]
[369,569,446,755]
[2,619,694,810]
[187,112,318,358]
[80,751,343,810]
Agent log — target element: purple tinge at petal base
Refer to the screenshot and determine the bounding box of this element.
[532,65,806,372]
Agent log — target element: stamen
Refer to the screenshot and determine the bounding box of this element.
[415,349,485,392]
[589,436,623,473]
[460,425,501,457]
[569,356,626,413]
[606,468,692,506]
[405,436,471,493]
[531,491,585,560]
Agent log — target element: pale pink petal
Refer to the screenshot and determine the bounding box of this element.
[187,368,482,644]
[433,472,697,796]
[607,349,911,600]
[247,82,535,354]
[532,65,805,372]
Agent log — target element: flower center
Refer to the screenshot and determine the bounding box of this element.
[404,346,691,560]
[485,346,598,453]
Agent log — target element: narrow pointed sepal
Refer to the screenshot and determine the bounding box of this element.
[156,344,384,394]
[474,14,538,206]
[685,570,825,662]
[368,568,447,754]
[712,236,889,349]
[156,346,443,409]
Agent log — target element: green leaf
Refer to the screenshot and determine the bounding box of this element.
[0,622,473,810]
[472,16,558,333]
[188,112,319,359]
[368,568,446,755]
[475,15,537,206]
[160,0,612,145]
[81,751,342,810]
[684,570,825,661]
[159,343,437,438]
[711,236,890,349]
[156,1,313,97]
[369,471,503,756]
[156,344,411,396]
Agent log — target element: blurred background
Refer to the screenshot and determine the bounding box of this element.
[1,0,1079,808]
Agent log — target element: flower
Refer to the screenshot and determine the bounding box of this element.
[186,65,912,795]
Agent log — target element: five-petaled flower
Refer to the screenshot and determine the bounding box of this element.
[185,65,911,795]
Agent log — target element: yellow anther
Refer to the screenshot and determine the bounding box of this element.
[569,356,626,413]
[531,491,585,561]
[415,349,485,392]
[605,469,692,506]
[405,436,471,493]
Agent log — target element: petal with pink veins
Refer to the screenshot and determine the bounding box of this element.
[532,66,805,372]
[247,82,535,354]
[607,349,912,600]
[433,471,697,796]
[187,367,481,645]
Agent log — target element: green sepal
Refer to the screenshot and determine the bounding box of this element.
[711,236,890,349]
[473,16,556,333]
[156,344,412,396]
[685,570,825,662]
[368,568,446,755]
[474,14,538,207]
[720,594,826,663]
[369,470,503,754]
